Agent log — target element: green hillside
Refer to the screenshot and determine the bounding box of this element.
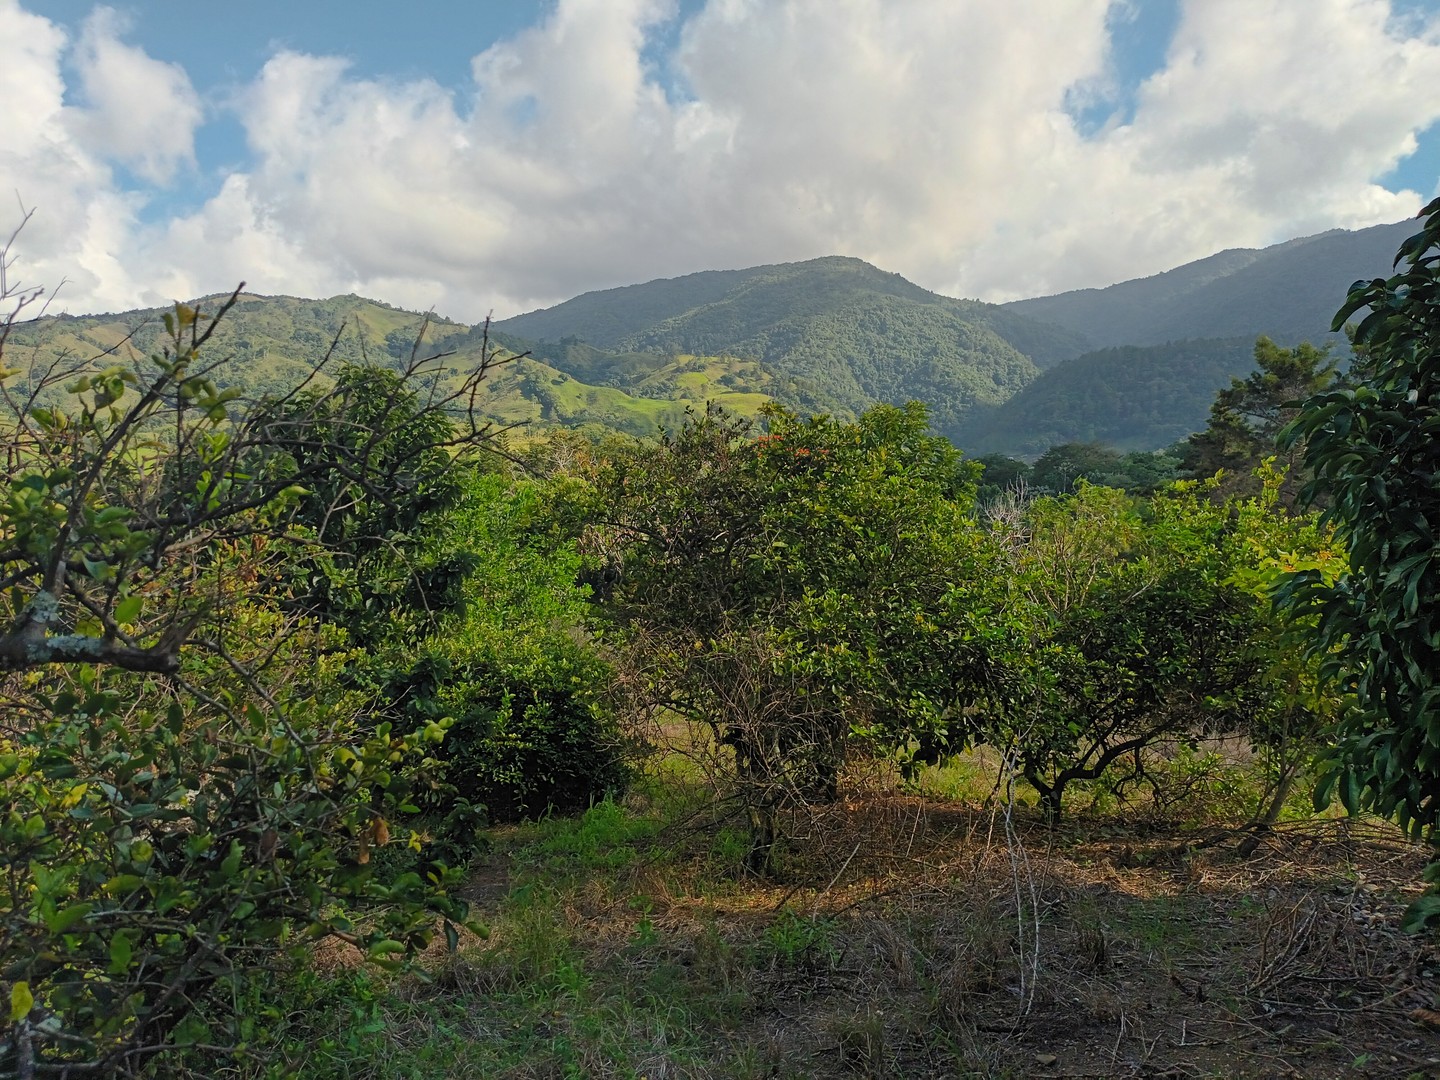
[1003,218,1412,348]
[499,258,944,348]
[473,355,774,437]
[14,294,472,398]
[498,256,1091,439]
[14,217,1394,461]
[7,294,776,441]
[954,338,1258,458]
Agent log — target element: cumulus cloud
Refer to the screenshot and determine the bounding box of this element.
[4,0,1440,320]
[0,1,204,311]
[67,7,202,184]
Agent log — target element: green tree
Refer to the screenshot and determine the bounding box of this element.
[988,483,1317,823]
[592,403,1004,872]
[975,453,1032,503]
[1277,197,1440,928]
[1024,444,1181,497]
[1181,336,1339,503]
[268,363,478,648]
[375,472,627,828]
[1030,442,1123,494]
[0,284,495,1073]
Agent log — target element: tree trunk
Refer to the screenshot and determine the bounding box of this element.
[745,802,777,877]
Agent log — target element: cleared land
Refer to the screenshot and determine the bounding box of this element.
[272,768,1440,1080]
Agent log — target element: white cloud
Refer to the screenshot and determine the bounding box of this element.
[0,1,202,312]
[4,0,1440,320]
[68,7,202,184]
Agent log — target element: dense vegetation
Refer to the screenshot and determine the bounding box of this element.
[955,337,1258,457]
[1003,217,1412,348]
[1,207,1437,1078]
[498,256,1086,439]
[21,226,1406,460]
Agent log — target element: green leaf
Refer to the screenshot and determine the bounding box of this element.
[104,874,147,896]
[114,596,142,624]
[220,840,243,879]
[45,903,93,934]
[109,933,133,974]
[10,981,33,1022]
[1399,892,1440,933]
[365,939,406,959]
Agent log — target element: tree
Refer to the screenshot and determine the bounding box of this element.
[265,363,477,648]
[974,453,1031,503]
[374,471,628,827]
[1277,197,1440,928]
[591,403,1005,873]
[987,483,1313,824]
[1181,336,1339,503]
[1029,442,1123,494]
[0,268,502,1072]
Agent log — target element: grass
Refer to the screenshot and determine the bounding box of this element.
[206,764,1440,1080]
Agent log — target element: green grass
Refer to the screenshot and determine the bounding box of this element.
[228,803,765,1079]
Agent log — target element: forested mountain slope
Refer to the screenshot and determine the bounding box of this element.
[498,256,1091,438]
[6,293,777,440]
[501,256,1086,367]
[1003,218,1412,348]
[16,215,1408,456]
[955,338,1258,457]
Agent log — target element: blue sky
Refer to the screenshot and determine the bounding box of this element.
[6,0,1440,320]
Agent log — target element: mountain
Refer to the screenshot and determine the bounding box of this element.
[1002,218,1414,349]
[954,338,1258,457]
[12,216,1413,459]
[4,294,778,441]
[498,256,1091,439]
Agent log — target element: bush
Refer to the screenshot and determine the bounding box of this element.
[0,645,467,1076]
[366,471,627,827]
[399,650,628,824]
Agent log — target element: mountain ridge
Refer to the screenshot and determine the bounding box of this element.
[1001,218,1413,349]
[497,255,1092,439]
[11,214,1419,459]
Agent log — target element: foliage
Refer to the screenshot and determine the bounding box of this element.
[0,282,495,1072]
[592,402,1005,871]
[1181,336,1339,503]
[265,364,479,648]
[985,482,1326,822]
[958,337,1259,458]
[0,662,465,1076]
[974,453,1032,502]
[0,291,503,675]
[1277,197,1440,928]
[1220,468,1345,824]
[377,474,627,825]
[1028,442,1180,495]
[309,460,624,835]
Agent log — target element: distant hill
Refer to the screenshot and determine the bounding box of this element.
[1003,218,1414,349]
[4,294,777,442]
[11,217,1413,459]
[954,338,1258,458]
[498,256,1091,439]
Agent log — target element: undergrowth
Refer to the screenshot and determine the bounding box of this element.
[186,768,1438,1080]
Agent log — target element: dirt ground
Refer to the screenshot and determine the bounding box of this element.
[470,795,1440,1080]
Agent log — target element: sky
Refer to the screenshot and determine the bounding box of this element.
[3,0,1440,323]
